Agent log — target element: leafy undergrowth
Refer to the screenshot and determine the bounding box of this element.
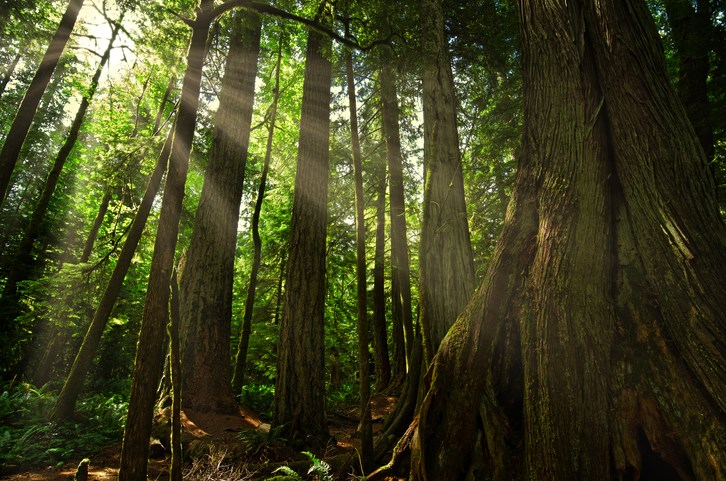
[0,384,398,481]
[0,383,127,470]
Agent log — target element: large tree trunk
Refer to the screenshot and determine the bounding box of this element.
[180,9,261,414]
[231,33,280,395]
[52,78,176,421]
[273,9,332,446]
[418,0,476,362]
[408,0,726,479]
[118,3,212,478]
[0,0,84,208]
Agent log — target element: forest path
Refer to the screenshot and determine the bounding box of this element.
[0,393,398,480]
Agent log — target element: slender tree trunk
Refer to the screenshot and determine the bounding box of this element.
[273,6,333,446]
[0,0,84,208]
[0,51,21,99]
[52,79,176,421]
[118,2,212,478]
[418,0,476,362]
[119,0,213,481]
[232,35,281,394]
[379,54,415,369]
[409,0,726,479]
[80,189,113,262]
[273,253,286,325]
[180,9,261,414]
[346,46,373,470]
[371,161,390,392]
[169,269,182,481]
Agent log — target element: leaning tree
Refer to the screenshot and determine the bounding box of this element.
[408,0,726,479]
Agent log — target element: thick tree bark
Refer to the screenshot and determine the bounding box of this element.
[118,3,213,478]
[408,0,726,479]
[418,0,476,362]
[231,33,280,394]
[273,14,332,446]
[346,46,374,469]
[180,9,261,414]
[0,0,84,209]
[52,78,176,421]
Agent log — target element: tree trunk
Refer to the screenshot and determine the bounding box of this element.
[379,52,415,371]
[0,0,84,208]
[169,269,182,481]
[118,3,212,477]
[180,9,261,414]
[273,9,333,446]
[231,33,280,395]
[418,0,476,362]
[346,46,373,470]
[0,51,21,99]
[663,0,714,165]
[371,156,390,392]
[52,78,176,421]
[409,0,726,479]
[80,189,113,262]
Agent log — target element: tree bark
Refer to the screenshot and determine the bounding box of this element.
[0,0,84,208]
[118,3,213,477]
[379,52,415,372]
[418,0,476,362]
[52,77,176,421]
[346,45,374,470]
[371,156,390,392]
[231,33,280,394]
[169,269,182,481]
[663,0,714,164]
[408,0,726,479]
[273,8,333,446]
[180,9,261,414]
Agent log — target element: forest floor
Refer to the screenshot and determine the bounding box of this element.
[0,393,398,481]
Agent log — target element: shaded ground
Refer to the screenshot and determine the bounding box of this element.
[0,393,398,480]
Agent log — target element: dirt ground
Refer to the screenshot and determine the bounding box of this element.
[0,394,398,481]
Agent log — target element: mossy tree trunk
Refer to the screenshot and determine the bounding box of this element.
[179,9,261,414]
[273,5,333,446]
[409,0,726,479]
[418,0,476,362]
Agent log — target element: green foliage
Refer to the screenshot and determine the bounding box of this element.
[238,383,275,419]
[0,383,127,468]
[267,451,332,481]
[238,423,287,458]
